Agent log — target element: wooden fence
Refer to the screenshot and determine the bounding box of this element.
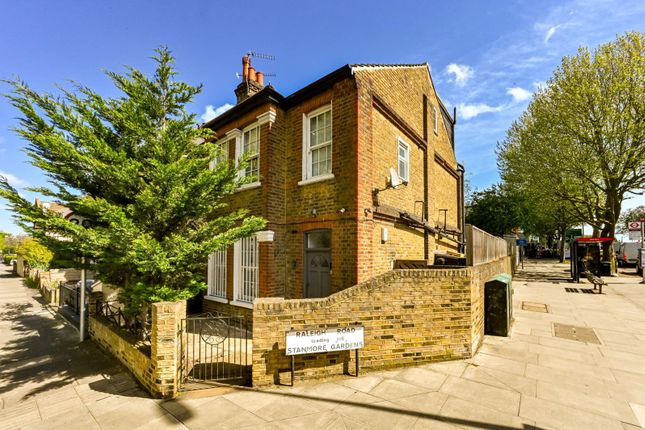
[465,224,509,266]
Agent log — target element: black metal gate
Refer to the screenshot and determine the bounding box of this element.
[180,312,251,386]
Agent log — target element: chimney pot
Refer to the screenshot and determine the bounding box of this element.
[242,55,250,81]
[248,66,257,82]
[257,71,264,86]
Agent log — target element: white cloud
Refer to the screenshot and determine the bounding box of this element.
[506,86,532,102]
[0,170,28,188]
[200,103,234,123]
[457,103,505,120]
[544,25,561,43]
[445,63,474,87]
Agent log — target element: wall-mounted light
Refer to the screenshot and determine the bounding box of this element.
[339,207,346,214]
[311,208,317,217]
[381,227,389,243]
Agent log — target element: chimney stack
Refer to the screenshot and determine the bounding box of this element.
[235,55,265,104]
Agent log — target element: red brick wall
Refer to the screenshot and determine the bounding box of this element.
[203,65,461,317]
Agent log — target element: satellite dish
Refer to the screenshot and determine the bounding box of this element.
[389,167,402,188]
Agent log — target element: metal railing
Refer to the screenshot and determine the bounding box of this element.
[95,299,151,344]
[465,224,509,266]
[59,283,81,314]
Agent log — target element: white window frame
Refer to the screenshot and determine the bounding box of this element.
[209,138,230,170]
[239,123,260,179]
[206,249,227,302]
[433,105,439,135]
[397,138,410,182]
[232,235,259,308]
[300,104,334,185]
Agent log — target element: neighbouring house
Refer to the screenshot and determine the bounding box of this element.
[201,57,465,318]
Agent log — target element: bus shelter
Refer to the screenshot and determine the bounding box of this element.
[570,237,615,282]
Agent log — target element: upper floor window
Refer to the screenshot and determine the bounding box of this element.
[397,138,410,182]
[242,125,260,178]
[433,105,439,134]
[303,105,332,180]
[214,139,231,167]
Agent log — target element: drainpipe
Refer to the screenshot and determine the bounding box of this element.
[457,163,466,254]
[422,95,429,261]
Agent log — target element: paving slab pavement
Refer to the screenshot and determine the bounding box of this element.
[2,260,645,429]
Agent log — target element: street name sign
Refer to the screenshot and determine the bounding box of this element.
[286,326,364,356]
[516,239,528,246]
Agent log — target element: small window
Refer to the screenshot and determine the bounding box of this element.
[306,229,331,249]
[397,139,410,182]
[234,236,259,303]
[433,105,438,134]
[242,126,260,178]
[303,105,332,180]
[208,250,227,299]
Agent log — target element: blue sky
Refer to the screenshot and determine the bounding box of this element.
[1,0,644,234]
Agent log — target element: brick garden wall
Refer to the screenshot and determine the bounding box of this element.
[89,300,186,399]
[469,257,514,352]
[89,317,156,392]
[28,268,82,306]
[251,256,512,386]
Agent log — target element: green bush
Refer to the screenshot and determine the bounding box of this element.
[3,254,17,265]
[16,238,53,270]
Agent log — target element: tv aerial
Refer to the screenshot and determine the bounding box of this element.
[247,51,276,61]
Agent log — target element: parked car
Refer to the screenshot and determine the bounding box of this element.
[617,242,640,267]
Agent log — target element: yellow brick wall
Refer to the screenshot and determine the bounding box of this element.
[251,256,512,386]
[89,317,156,393]
[353,66,461,280]
[371,109,425,215]
[370,220,425,275]
[89,300,186,399]
[429,162,459,232]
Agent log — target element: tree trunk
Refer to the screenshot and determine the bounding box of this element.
[559,224,566,263]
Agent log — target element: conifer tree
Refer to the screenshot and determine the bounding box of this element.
[0,48,266,312]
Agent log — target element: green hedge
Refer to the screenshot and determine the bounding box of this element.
[2,254,17,265]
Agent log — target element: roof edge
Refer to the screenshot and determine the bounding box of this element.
[202,85,285,131]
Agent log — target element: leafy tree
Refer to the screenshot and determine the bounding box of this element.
[1,233,26,254]
[467,184,579,261]
[0,231,7,253]
[466,184,525,237]
[0,48,266,313]
[498,32,645,240]
[16,237,53,270]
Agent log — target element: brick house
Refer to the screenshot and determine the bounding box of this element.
[202,57,465,317]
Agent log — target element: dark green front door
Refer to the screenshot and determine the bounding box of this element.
[305,230,331,298]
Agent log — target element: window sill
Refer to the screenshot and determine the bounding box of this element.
[204,295,228,304]
[230,299,254,309]
[298,173,335,186]
[236,181,262,192]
